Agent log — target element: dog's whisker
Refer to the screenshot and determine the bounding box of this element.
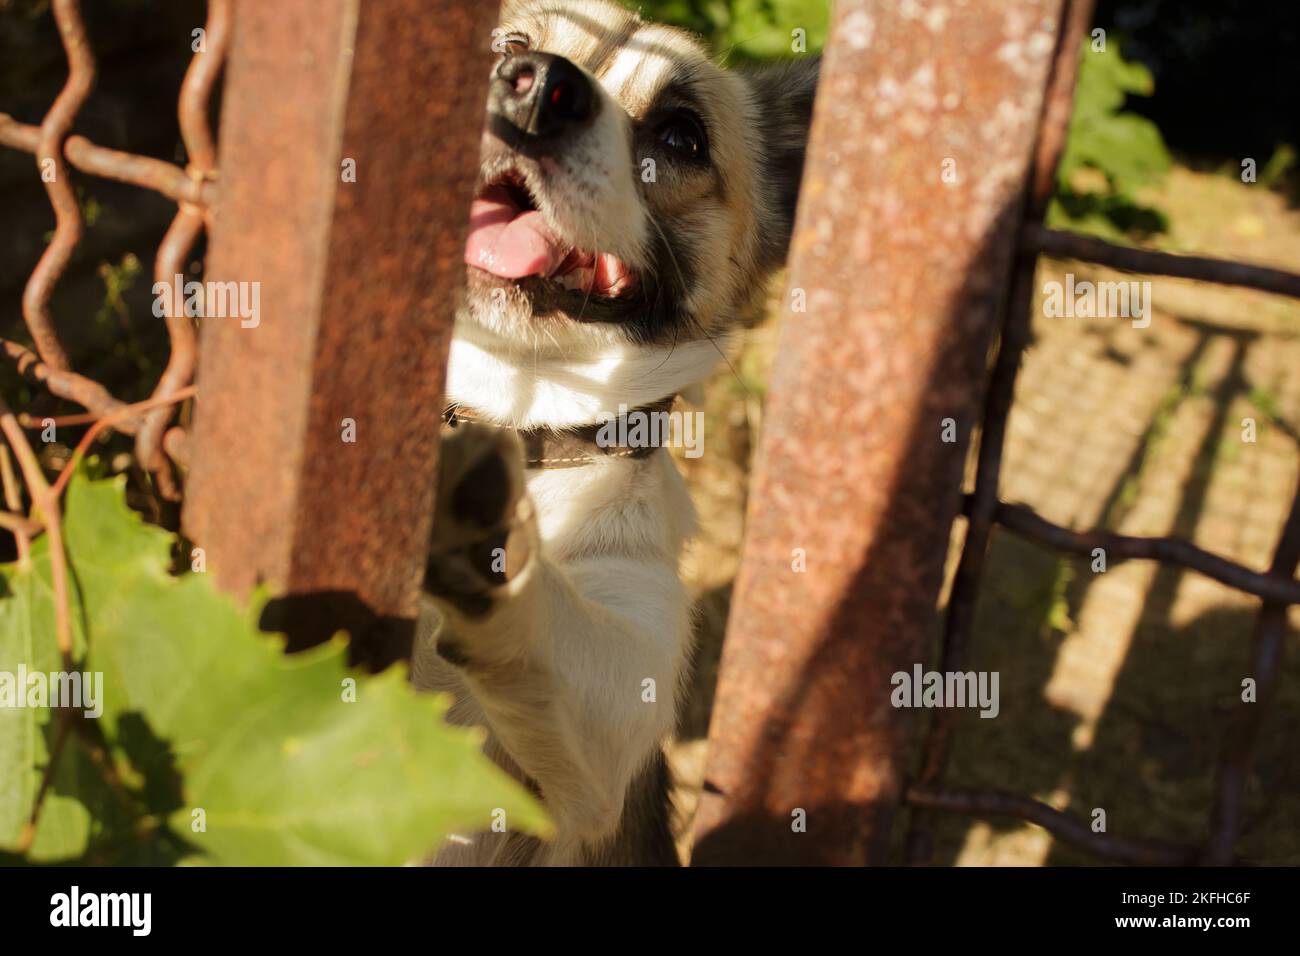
[711,26,788,66]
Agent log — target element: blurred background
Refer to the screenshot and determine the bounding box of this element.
[2,0,1298,863]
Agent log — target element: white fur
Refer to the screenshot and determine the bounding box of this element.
[445,324,727,428]
[413,325,712,865]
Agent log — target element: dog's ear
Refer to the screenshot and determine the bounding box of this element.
[741,56,821,270]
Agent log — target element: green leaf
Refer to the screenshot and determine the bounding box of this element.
[1,472,549,865]
[0,531,91,859]
[622,0,829,60]
[1055,39,1171,237]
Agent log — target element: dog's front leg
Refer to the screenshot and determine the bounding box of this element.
[421,422,687,851]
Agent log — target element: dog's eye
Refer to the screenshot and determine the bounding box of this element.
[492,30,530,56]
[656,110,709,162]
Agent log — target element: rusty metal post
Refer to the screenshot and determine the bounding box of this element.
[906,0,1095,864]
[691,0,1067,865]
[183,0,500,667]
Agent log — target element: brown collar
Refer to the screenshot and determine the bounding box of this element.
[443,395,678,470]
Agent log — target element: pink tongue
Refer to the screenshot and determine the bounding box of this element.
[464,195,568,279]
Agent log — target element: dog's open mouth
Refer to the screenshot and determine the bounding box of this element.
[463,173,639,299]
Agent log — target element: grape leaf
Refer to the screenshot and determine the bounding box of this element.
[0,472,549,865]
[0,524,101,861]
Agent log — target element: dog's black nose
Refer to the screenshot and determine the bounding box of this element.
[490,51,595,140]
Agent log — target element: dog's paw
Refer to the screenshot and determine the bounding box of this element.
[424,420,536,625]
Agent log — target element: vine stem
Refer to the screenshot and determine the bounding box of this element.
[50,384,197,500]
[0,510,42,536]
[15,716,73,854]
[0,446,30,563]
[0,394,73,855]
[0,396,72,663]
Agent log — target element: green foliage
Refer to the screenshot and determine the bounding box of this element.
[95,253,141,328]
[1051,40,1172,238]
[1044,561,1076,637]
[1259,144,1297,190]
[0,472,548,865]
[625,0,829,60]
[1248,385,1282,423]
[1060,42,1169,190]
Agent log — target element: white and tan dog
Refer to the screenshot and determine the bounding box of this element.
[413,0,818,865]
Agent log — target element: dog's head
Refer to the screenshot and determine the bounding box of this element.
[461,0,820,352]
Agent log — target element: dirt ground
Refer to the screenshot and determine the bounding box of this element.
[667,164,1300,865]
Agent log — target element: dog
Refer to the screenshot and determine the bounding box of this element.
[412,0,819,865]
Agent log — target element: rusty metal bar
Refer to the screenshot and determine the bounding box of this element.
[989,498,1300,605]
[1029,0,1097,216]
[904,0,1095,865]
[20,0,96,372]
[176,1,230,175]
[134,0,232,496]
[1,338,130,426]
[0,116,215,207]
[1206,475,1300,863]
[1024,224,1300,299]
[183,0,499,670]
[907,785,1202,866]
[690,0,1068,866]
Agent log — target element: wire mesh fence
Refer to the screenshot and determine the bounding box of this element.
[0,0,228,501]
[1,0,493,671]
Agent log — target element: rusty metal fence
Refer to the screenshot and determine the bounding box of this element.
[1,0,495,670]
[897,0,1300,866]
[3,0,1300,866]
[0,0,229,500]
[694,0,1300,866]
